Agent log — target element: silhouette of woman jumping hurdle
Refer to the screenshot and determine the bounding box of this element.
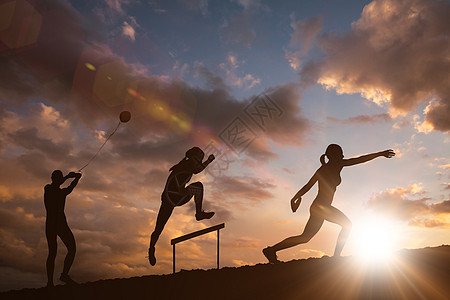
[263,144,395,263]
[148,147,215,266]
[44,170,82,287]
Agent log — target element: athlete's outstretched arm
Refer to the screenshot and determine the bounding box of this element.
[192,154,215,174]
[290,172,318,212]
[343,149,395,167]
[63,172,82,195]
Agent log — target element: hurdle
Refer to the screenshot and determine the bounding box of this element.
[171,223,225,274]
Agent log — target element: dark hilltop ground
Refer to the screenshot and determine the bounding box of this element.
[1,245,449,300]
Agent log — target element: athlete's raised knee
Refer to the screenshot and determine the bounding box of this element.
[342,219,352,231]
[189,182,203,196]
[190,182,203,189]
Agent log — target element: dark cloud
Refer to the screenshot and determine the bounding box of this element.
[244,139,279,163]
[194,62,231,91]
[1,0,311,165]
[0,0,95,104]
[0,0,314,291]
[16,152,51,179]
[300,0,450,132]
[431,199,450,214]
[8,128,72,160]
[424,98,450,132]
[107,77,309,164]
[209,175,276,204]
[0,206,46,274]
[262,83,310,146]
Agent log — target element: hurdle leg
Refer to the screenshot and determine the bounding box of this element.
[217,229,220,269]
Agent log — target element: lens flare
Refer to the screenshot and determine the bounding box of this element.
[85,63,96,71]
[352,216,399,263]
[0,0,42,49]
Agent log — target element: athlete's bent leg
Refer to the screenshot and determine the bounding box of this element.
[149,201,174,265]
[322,206,352,256]
[187,182,214,220]
[271,215,324,252]
[263,215,324,263]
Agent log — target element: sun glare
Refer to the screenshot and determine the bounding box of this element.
[353,216,398,263]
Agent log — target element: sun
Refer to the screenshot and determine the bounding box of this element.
[352,216,399,263]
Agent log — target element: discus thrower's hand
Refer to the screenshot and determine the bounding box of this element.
[381,149,395,158]
[291,197,301,213]
[208,154,215,162]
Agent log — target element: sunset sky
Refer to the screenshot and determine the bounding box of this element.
[0,0,449,291]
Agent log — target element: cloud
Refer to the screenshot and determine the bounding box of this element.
[0,0,313,290]
[0,206,47,274]
[194,62,231,91]
[233,0,263,10]
[290,15,323,54]
[244,139,278,163]
[0,0,90,103]
[282,168,295,175]
[285,15,322,71]
[104,0,134,15]
[172,61,189,79]
[209,175,276,204]
[219,55,261,90]
[122,17,139,41]
[261,83,310,146]
[285,50,302,71]
[367,185,450,228]
[190,65,310,150]
[431,199,450,214]
[178,0,209,15]
[9,128,71,161]
[327,113,391,125]
[301,0,450,132]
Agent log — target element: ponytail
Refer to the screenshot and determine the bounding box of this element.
[169,157,187,172]
[320,154,327,165]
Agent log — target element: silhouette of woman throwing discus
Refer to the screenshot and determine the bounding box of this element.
[263,144,395,263]
[148,147,215,266]
[44,170,82,287]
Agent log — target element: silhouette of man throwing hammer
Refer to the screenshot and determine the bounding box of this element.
[44,170,81,287]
